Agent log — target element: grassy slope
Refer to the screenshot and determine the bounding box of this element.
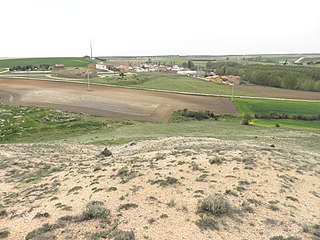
[0,57,91,68]
[1,104,319,152]
[0,104,130,143]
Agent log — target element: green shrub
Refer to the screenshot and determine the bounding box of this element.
[242,113,253,125]
[196,217,219,230]
[82,201,110,221]
[269,236,300,240]
[174,109,219,121]
[25,223,62,240]
[91,229,135,240]
[34,212,50,219]
[118,203,138,211]
[0,210,7,217]
[0,230,10,239]
[197,195,233,216]
[209,157,224,165]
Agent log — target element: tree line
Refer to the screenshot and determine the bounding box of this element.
[210,62,320,92]
[9,64,51,71]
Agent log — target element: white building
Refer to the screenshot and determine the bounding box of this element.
[96,64,109,71]
[171,65,182,71]
[177,70,197,76]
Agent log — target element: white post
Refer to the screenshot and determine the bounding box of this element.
[231,84,235,102]
[87,72,91,91]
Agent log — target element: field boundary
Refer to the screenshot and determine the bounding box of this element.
[1,76,320,103]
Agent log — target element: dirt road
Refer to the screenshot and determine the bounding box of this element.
[0,79,236,121]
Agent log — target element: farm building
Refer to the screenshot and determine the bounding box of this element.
[171,65,183,71]
[54,64,65,69]
[177,70,197,76]
[205,75,241,85]
[205,75,224,84]
[115,65,130,72]
[221,75,241,85]
[96,63,109,71]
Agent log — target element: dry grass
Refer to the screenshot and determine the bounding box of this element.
[0,137,319,239]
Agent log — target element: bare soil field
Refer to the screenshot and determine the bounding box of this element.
[237,85,320,100]
[0,79,236,122]
[0,137,319,239]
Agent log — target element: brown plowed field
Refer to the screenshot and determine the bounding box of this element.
[237,85,320,100]
[0,79,236,121]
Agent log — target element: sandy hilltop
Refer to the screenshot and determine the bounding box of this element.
[0,137,319,240]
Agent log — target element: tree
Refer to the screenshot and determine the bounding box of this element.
[119,71,125,79]
[242,113,253,125]
[182,62,188,68]
[205,61,214,71]
[187,60,195,70]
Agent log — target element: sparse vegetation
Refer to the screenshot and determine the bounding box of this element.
[172,109,219,122]
[91,229,135,240]
[303,224,320,238]
[25,223,63,240]
[196,217,219,230]
[269,236,300,240]
[209,157,224,165]
[0,210,7,217]
[149,177,179,187]
[34,212,50,219]
[197,195,233,216]
[0,230,10,239]
[81,201,110,221]
[118,203,138,211]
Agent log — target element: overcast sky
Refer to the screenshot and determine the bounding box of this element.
[1,0,320,57]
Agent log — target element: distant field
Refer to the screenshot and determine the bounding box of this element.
[0,57,91,68]
[234,98,320,116]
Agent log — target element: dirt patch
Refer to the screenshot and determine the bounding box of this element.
[0,79,236,122]
[0,137,319,239]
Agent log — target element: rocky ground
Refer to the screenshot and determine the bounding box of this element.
[0,137,319,240]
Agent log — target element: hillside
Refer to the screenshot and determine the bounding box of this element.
[0,137,319,239]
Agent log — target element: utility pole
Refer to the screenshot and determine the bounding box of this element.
[231,84,235,102]
[86,71,91,91]
[90,39,93,60]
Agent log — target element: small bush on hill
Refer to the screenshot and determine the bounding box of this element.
[82,201,110,221]
[174,109,219,121]
[269,236,300,240]
[197,195,233,216]
[242,113,253,125]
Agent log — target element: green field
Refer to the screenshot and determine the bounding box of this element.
[62,72,261,96]
[234,98,320,116]
[234,98,320,130]
[0,57,91,68]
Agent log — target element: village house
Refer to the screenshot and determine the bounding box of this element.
[54,64,65,69]
[95,63,109,71]
[177,70,198,77]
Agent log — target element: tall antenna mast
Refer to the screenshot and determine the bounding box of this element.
[90,39,93,60]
